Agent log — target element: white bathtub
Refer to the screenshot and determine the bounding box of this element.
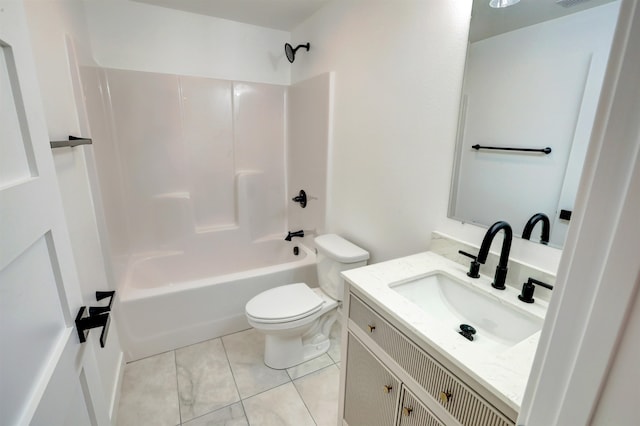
[117,239,317,361]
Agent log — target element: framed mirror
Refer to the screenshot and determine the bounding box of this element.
[449,0,621,248]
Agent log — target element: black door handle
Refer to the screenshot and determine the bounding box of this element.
[75,307,111,348]
[89,291,115,316]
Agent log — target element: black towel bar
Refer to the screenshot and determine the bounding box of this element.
[472,144,551,155]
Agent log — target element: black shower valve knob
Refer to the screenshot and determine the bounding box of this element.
[292,190,307,208]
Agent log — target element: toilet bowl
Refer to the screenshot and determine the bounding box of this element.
[245,234,369,369]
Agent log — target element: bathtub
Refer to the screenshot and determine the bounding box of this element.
[117,239,317,361]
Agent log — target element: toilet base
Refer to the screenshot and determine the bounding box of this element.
[262,310,338,370]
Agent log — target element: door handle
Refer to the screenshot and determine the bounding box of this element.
[75,306,111,348]
[89,290,115,316]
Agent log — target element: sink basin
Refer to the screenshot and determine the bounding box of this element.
[390,271,542,352]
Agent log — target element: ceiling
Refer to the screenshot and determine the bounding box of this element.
[470,0,618,42]
[131,0,617,39]
[131,0,331,31]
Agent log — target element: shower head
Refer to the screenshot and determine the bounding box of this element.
[284,42,310,63]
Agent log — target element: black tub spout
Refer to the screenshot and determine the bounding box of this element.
[285,230,304,241]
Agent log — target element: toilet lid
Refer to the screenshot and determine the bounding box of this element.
[246,283,323,322]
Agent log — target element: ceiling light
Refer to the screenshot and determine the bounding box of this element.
[489,0,520,8]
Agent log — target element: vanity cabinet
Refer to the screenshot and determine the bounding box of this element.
[344,334,444,426]
[341,290,516,426]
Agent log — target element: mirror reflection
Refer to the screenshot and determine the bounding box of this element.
[449,0,620,248]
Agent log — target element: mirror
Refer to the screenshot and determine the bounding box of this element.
[449,0,620,248]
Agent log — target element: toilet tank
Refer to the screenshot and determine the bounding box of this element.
[314,234,369,301]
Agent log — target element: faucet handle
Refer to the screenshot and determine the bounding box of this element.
[458,250,481,278]
[518,278,554,303]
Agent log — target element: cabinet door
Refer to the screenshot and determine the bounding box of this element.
[344,333,400,426]
[398,387,445,426]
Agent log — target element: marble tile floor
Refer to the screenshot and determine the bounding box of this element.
[116,323,343,426]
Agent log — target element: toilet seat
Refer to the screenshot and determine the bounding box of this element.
[245,283,324,324]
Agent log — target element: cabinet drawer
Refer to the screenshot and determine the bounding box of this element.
[349,294,513,426]
[399,387,444,426]
[344,333,400,426]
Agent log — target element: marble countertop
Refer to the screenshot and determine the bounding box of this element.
[342,251,547,412]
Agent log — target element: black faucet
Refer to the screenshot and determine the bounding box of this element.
[522,213,550,245]
[477,221,513,290]
[285,230,304,241]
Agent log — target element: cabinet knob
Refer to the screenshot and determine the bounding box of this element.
[439,391,452,404]
[402,406,413,416]
[367,324,376,333]
[383,385,393,394]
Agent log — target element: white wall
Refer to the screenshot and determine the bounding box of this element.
[23,0,94,140]
[83,0,291,85]
[291,0,472,263]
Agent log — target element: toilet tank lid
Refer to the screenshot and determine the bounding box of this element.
[314,234,369,263]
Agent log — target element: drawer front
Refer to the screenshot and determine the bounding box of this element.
[399,387,445,426]
[344,333,400,426]
[349,294,514,426]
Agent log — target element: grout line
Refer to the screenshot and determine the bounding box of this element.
[241,381,319,425]
[179,401,247,426]
[291,378,319,426]
[293,363,342,426]
[218,334,251,425]
[237,401,250,426]
[180,337,248,425]
[173,350,183,425]
[219,336,244,402]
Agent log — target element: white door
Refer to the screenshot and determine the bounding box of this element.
[0,3,110,425]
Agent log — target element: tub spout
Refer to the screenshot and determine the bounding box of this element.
[285,230,304,241]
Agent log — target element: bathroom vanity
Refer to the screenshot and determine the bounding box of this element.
[338,251,547,426]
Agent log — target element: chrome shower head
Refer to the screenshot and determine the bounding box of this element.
[284,42,310,63]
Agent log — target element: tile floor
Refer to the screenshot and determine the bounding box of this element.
[116,323,343,426]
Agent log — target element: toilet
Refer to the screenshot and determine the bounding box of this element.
[245,234,369,369]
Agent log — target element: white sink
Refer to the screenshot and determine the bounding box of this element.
[390,271,543,353]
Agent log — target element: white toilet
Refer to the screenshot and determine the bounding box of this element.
[245,234,369,369]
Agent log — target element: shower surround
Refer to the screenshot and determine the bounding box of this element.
[81,67,287,272]
[80,67,331,359]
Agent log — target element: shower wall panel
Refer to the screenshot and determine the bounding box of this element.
[80,67,287,258]
[106,70,186,251]
[287,73,332,235]
[79,67,131,281]
[233,82,287,239]
[179,77,235,230]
